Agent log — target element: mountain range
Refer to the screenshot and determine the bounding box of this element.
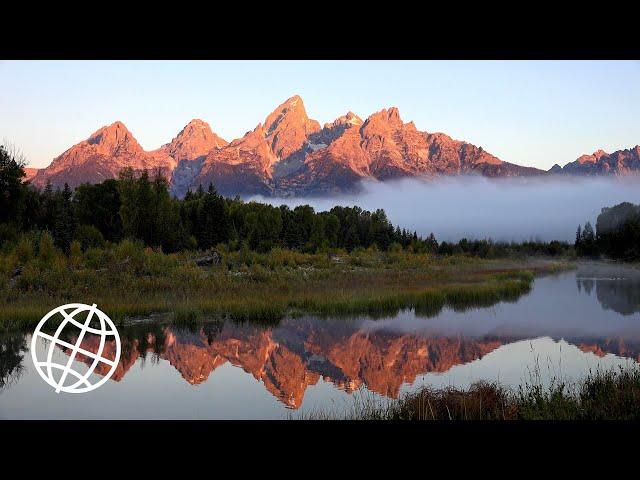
[29,95,640,197]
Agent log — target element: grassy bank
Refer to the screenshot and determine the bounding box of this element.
[0,234,571,329]
[298,366,640,420]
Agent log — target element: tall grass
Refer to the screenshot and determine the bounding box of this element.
[0,237,568,330]
[298,366,640,420]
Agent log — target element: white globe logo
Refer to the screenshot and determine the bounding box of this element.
[31,303,121,394]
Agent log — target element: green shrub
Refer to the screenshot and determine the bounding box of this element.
[12,235,34,264]
[75,224,105,250]
[38,232,58,264]
[114,239,146,272]
[69,240,83,267]
[170,264,205,284]
[84,246,111,270]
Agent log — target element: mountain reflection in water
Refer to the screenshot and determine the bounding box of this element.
[1,263,640,417]
[54,321,640,408]
[55,320,517,408]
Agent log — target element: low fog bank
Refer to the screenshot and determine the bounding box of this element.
[249,176,640,243]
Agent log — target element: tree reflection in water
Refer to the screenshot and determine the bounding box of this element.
[0,333,27,390]
[577,277,640,315]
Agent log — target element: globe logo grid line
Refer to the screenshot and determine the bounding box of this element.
[31,303,121,394]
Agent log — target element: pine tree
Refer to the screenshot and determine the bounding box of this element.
[117,167,138,240]
[575,224,582,246]
[394,226,402,244]
[196,183,230,249]
[0,144,26,224]
[581,222,596,256]
[136,170,154,244]
[53,183,75,252]
[575,224,582,255]
[427,232,438,253]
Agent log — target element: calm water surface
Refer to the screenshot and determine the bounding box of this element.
[2,262,640,419]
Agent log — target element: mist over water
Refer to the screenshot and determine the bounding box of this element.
[249,176,640,242]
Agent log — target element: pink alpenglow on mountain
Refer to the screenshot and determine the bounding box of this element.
[555,146,640,176]
[23,167,39,181]
[30,95,638,197]
[32,121,177,189]
[159,119,228,162]
[263,95,321,160]
[158,119,228,196]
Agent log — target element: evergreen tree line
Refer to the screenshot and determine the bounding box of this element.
[0,144,573,257]
[576,202,640,260]
[1,146,436,254]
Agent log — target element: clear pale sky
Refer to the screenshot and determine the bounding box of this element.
[1,60,638,169]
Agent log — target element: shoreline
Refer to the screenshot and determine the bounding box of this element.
[296,365,640,421]
[0,245,572,330]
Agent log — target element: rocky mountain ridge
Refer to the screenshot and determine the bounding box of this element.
[29,95,639,197]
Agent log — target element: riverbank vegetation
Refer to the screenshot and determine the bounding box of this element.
[0,233,568,329]
[299,366,640,420]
